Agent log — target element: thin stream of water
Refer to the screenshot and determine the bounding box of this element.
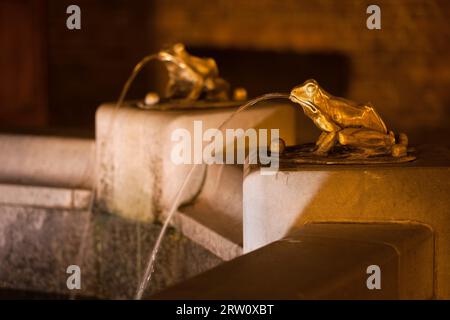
[135,92,289,300]
[70,53,159,300]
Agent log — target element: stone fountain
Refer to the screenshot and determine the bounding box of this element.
[0,44,449,299]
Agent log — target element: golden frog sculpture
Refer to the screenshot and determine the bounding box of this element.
[137,43,247,109]
[288,79,413,162]
[157,43,231,102]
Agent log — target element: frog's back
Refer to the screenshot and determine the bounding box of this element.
[328,98,387,133]
[361,103,388,133]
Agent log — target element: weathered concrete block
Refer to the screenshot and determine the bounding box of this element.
[96,102,296,223]
[154,223,433,300]
[243,145,450,298]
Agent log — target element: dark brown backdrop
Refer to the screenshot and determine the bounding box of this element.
[1,0,449,144]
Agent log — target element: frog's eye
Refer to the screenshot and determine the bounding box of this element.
[306,83,316,95]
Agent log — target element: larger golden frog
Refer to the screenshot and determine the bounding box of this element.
[290,79,408,158]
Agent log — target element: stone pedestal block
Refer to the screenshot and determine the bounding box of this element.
[96,102,296,223]
[243,145,450,298]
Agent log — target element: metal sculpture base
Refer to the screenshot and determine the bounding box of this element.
[280,143,416,166]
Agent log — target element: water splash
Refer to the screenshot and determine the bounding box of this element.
[135,92,289,300]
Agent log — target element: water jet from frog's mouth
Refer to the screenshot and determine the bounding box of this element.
[135,92,290,300]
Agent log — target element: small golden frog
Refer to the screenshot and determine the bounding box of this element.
[158,43,230,101]
[290,79,408,158]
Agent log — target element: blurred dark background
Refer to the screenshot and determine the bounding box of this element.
[1,0,449,144]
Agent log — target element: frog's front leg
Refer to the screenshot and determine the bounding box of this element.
[187,76,204,101]
[316,132,328,147]
[315,131,339,155]
[180,68,205,101]
[313,115,341,155]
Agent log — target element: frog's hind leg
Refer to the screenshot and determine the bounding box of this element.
[391,133,409,157]
[337,128,395,157]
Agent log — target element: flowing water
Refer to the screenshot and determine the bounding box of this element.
[71,50,290,300]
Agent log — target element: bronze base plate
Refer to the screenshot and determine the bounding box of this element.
[135,99,243,111]
[280,143,416,165]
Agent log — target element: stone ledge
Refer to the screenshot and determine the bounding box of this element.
[173,210,242,261]
[0,134,95,189]
[0,184,91,210]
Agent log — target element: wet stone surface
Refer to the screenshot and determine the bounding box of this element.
[0,205,222,299]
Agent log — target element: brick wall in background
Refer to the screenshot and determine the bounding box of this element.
[46,0,157,130]
[0,0,47,127]
[151,0,450,144]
